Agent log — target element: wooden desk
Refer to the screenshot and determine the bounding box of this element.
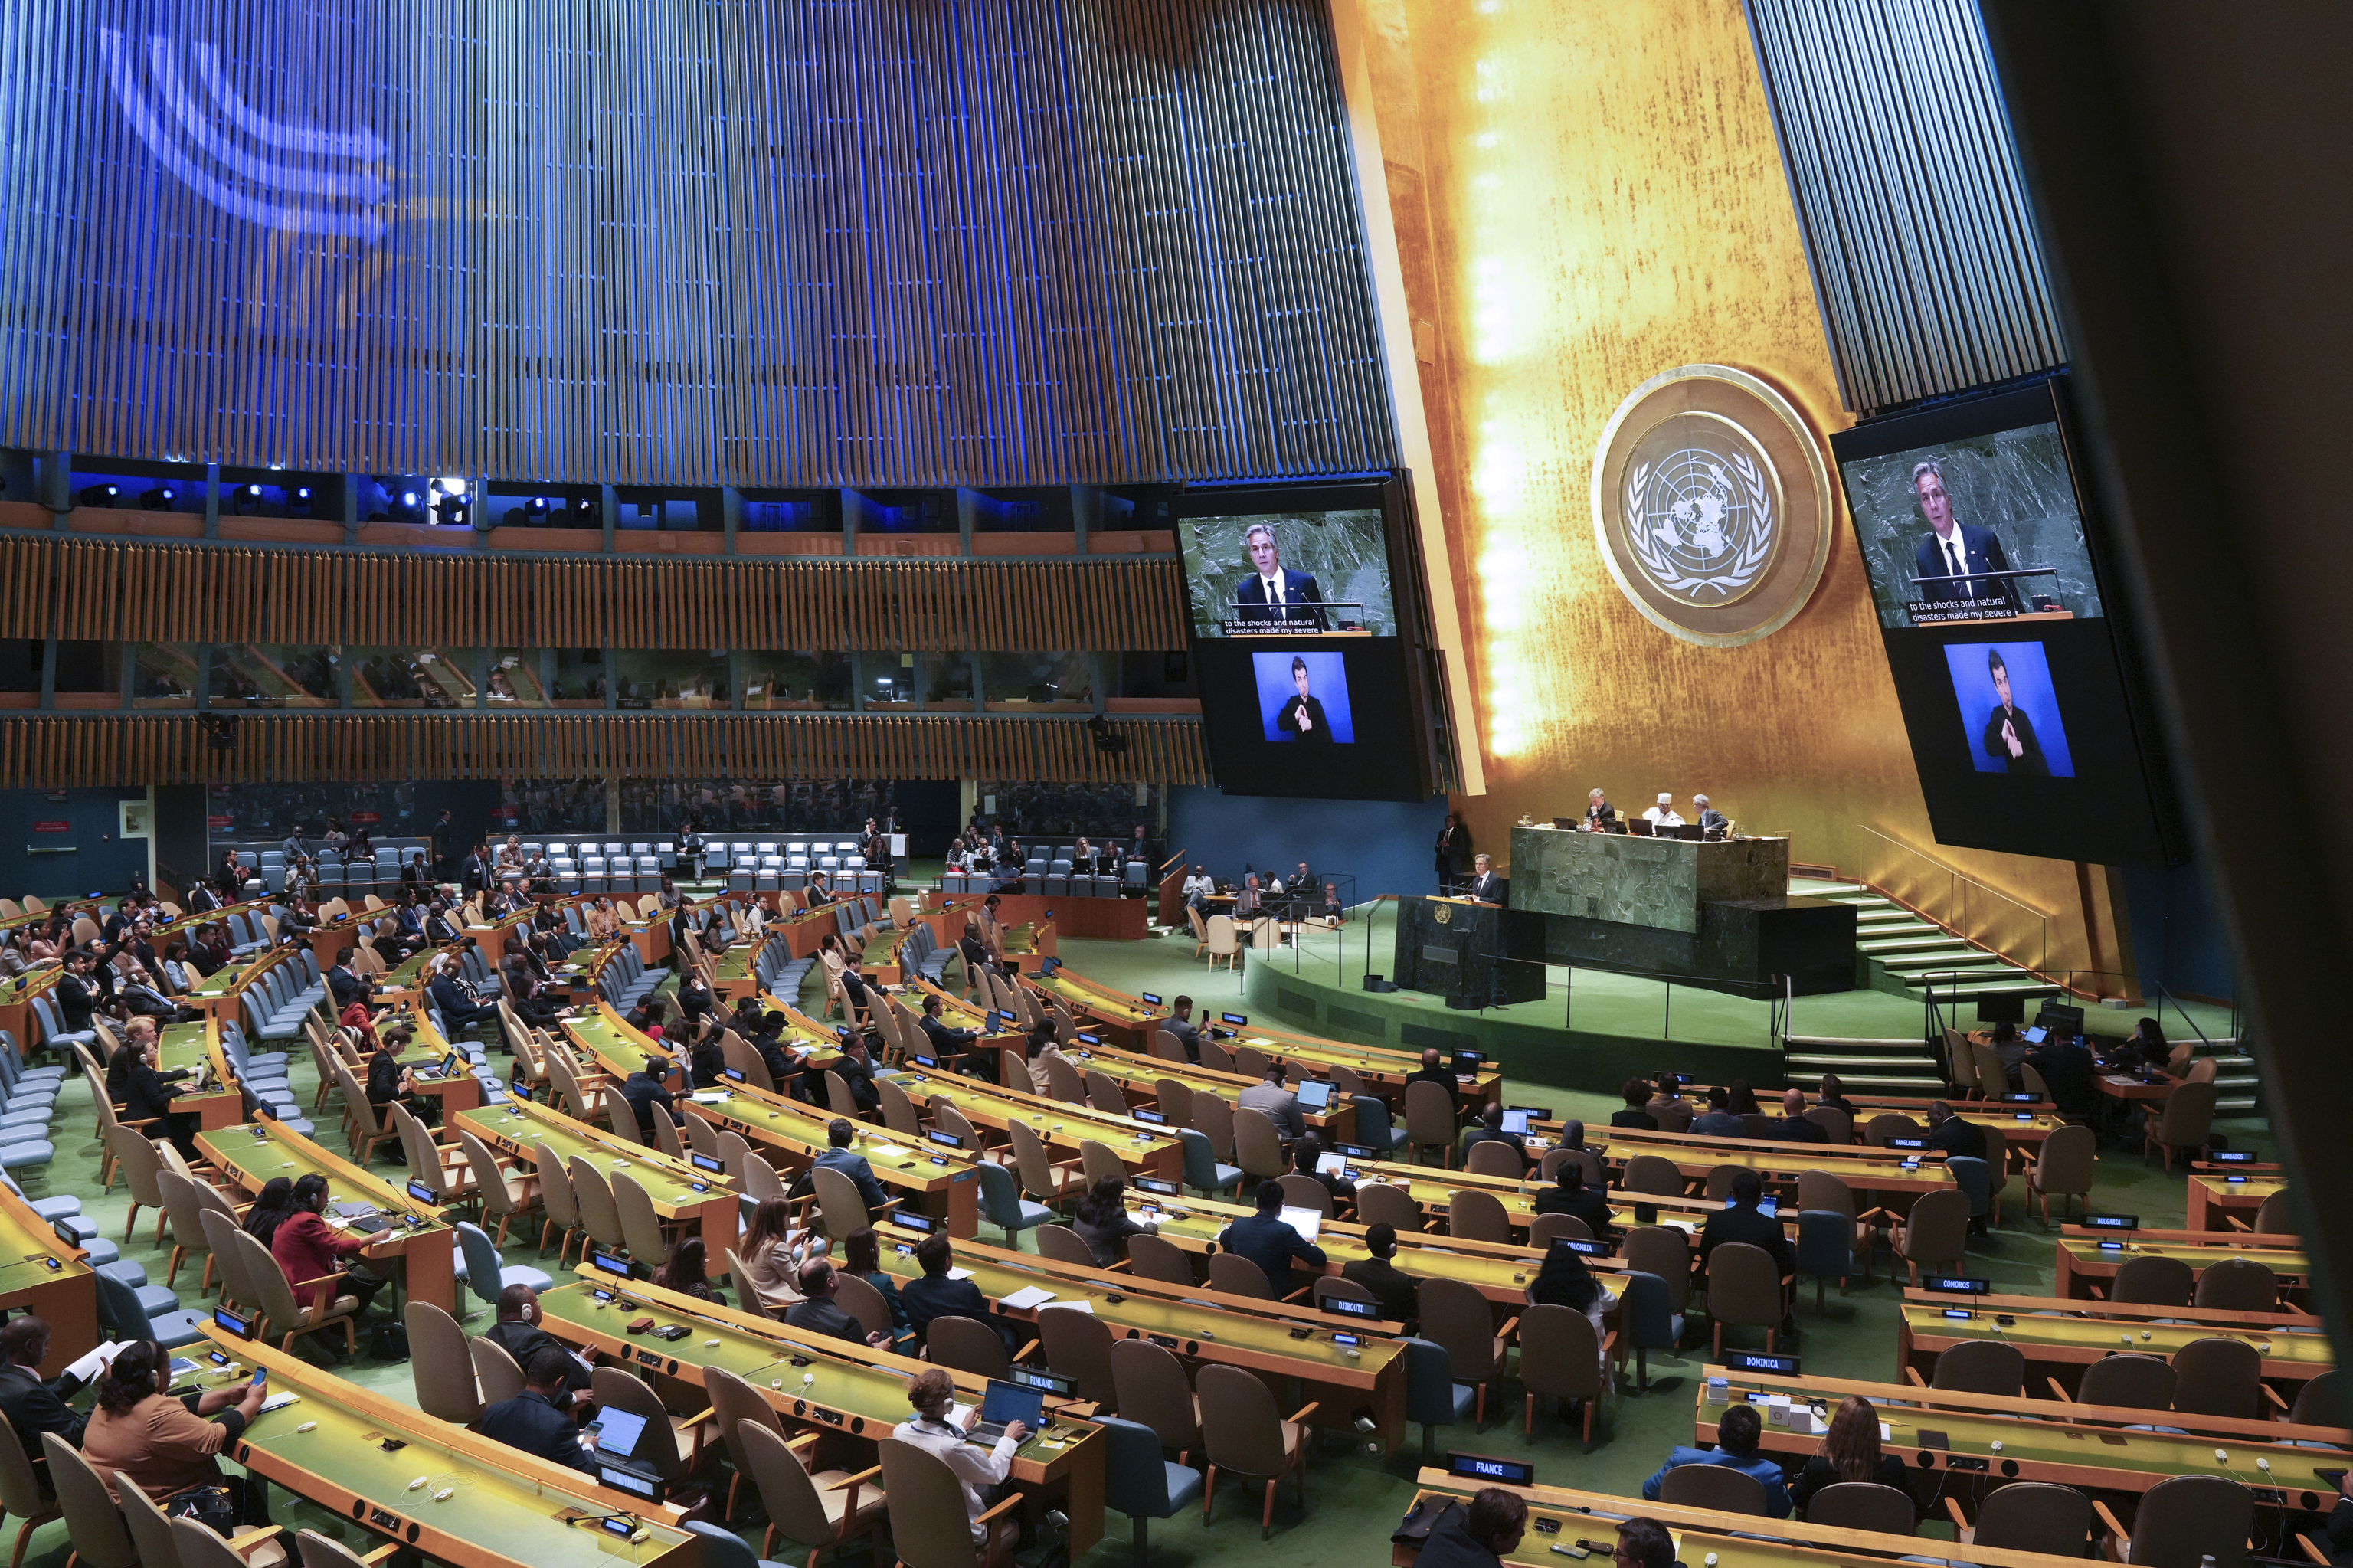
[869,1230,1409,1453]
[1635,1091,2066,1158]
[2188,1167,2284,1232]
[196,1120,459,1313]
[2052,1226,2309,1301]
[682,1085,981,1238]
[542,1269,1105,1553]
[879,1064,1185,1180]
[1045,1039,1359,1145]
[199,1326,697,1566]
[0,1179,96,1377]
[1895,1291,2329,1403]
[155,1017,252,1131]
[1395,1472,2095,1568]
[453,1095,741,1255]
[1694,1367,2353,1501]
[1598,1128,1959,1198]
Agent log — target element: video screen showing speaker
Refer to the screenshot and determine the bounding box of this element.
[1833,378,2179,866]
[1175,508,1398,639]
[1178,479,1435,801]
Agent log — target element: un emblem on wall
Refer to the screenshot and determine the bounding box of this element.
[1592,365,1833,646]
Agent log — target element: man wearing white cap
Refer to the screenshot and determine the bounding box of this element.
[1643,793,1684,828]
[1694,795,1730,835]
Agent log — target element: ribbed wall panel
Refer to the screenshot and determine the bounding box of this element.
[1743,0,2067,412]
[0,535,1190,650]
[0,712,1212,787]
[0,0,1393,486]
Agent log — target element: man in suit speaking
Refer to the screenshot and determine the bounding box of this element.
[1910,459,2019,613]
[1234,522,1329,627]
[1464,853,1504,905]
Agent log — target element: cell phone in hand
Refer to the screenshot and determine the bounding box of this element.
[251,1367,267,1389]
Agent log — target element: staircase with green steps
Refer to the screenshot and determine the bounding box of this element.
[1792,875,2056,1002]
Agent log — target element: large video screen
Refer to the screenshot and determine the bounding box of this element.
[1178,485,1426,800]
[1175,510,1398,639]
[1833,380,2177,866]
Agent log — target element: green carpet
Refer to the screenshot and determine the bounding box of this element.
[11,931,2263,1568]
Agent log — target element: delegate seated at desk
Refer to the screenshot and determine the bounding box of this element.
[477,1350,598,1475]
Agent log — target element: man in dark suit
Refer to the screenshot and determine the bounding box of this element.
[1404,1048,1462,1114]
[784,1260,892,1347]
[1980,649,2050,774]
[1340,1222,1419,1325]
[616,1055,682,1134]
[1694,795,1731,835]
[1433,813,1471,889]
[1771,1088,1830,1143]
[1163,996,1203,1063]
[898,1234,997,1347]
[1216,1180,1328,1295]
[2027,1030,2098,1118]
[1458,1102,1527,1167]
[482,1285,594,1405]
[1274,656,1334,741]
[831,1035,880,1113]
[0,1316,85,1486]
[326,959,366,1012]
[1699,1170,1794,1275]
[476,1350,597,1475]
[1232,522,1328,627]
[1463,854,1505,905]
[1530,1166,1612,1234]
[1910,459,2020,611]
[1288,1133,1356,1206]
[814,1118,891,1210]
[1923,1099,1988,1160]
[917,994,980,1070]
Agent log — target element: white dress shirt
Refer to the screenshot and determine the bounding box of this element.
[1644,807,1684,827]
[892,1415,1017,1540]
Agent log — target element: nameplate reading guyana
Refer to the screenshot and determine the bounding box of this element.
[1590,364,1833,647]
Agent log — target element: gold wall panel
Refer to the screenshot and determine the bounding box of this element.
[1347,0,2121,983]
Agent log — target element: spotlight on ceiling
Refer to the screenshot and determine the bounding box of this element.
[139,486,176,512]
[78,483,119,507]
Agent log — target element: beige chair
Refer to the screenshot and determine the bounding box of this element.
[1125,1232,1197,1287]
[1659,1462,1769,1514]
[2067,1353,2175,1410]
[1527,1213,1594,1247]
[1402,1080,1458,1166]
[1963,1481,2096,1556]
[155,1170,221,1295]
[200,1209,258,1316]
[741,1419,886,1567]
[1078,1140,1127,1190]
[703,1363,789,1519]
[877,1077,925,1138]
[1232,1108,1285,1183]
[390,1102,476,1208]
[1009,1119,1082,1203]
[1084,1069,1131,1118]
[2024,1123,2096,1225]
[1036,1224,1097,1268]
[535,1141,584,1264]
[2193,1256,2279,1311]
[1932,1338,2024,1396]
[1808,1481,1915,1534]
[45,1432,142,1568]
[106,1126,170,1245]
[568,1154,628,1260]
[1703,1164,1748,1201]
[1039,1302,1118,1408]
[334,1059,398,1166]
[1863,1113,1923,1146]
[741,1151,787,1206]
[591,1363,714,1481]
[1621,1226,1692,1324]
[2251,1190,2297,1234]
[0,1409,58,1568]
[2171,1336,2263,1419]
[834,1272,895,1344]
[1197,1036,1236,1074]
[2288,1369,2343,1427]
[2099,1473,2251,1568]
[293,1530,378,1568]
[811,1164,887,1242]
[1707,1240,1785,1354]
[926,1314,1014,1381]
[1231,1046,1271,1081]
[2109,1254,2196,1306]
[1890,1187,1970,1283]
[1153,1078,1196,1130]
[1622,1154,1685,1196]
[614,1170,674,1264]
[1311,1276,1380,1316]
[1196,1362,1316,1538]
[237,1227,359,1357]
[1207,1252,1277,1300]
[470,1334,525,1406]
[1204,915,1240,971]
[1353,1180,1422,1233]
[1111,1337,1202,1458]
[877,1435,1021,1566]
[1419,1277,1515,1426]
[1274,1174,1330,1217]
[2142,1082,2217,1170]
[457,1127,538,1247]
[404,1299,482,1426]
[1043,1054,1087,1105]
[604,1099,650,1147]
[1447,1187,1510,1244]
[1464,1141,1523,1179]
[1519,1302,1608,1443]
[1149,1029,1188,1064]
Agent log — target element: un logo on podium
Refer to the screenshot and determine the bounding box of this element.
[1592,365,1831,647]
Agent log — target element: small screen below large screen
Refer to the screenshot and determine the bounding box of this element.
[1834,380,2177,866]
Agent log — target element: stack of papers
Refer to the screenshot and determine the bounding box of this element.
[998,1285,1058,1311]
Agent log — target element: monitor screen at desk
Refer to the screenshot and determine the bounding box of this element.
[1294,1079,1333,1111]
[1499,1110,1530,1136]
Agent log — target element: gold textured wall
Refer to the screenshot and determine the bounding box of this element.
[1341,0,2123,984]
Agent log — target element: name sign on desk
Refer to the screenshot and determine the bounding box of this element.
[1721,1349,1799,1376]
[2084,1213,2138,1230]
[1923,1276,1988,1295]
[1221,1013,1247,1026]
[887,1210,935,1232]
[1446,1452,1536,1487]
[1141,992,1163,1007]
[2209,1149,2257,1164]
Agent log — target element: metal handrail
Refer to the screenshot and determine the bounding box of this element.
[1854,823,2052,974]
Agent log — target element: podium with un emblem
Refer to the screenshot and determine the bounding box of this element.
[1392,895,1546,1007]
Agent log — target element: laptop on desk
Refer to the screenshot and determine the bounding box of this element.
[1294,1079,1334,1112]
[967,1379,1045,1445]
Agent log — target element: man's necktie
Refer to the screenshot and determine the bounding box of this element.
[1946,540,1969,596]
